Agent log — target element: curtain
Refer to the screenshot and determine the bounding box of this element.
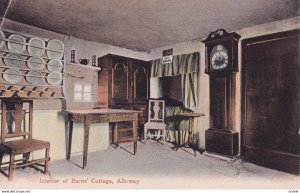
[181,72,198,110]
[150,52,200,110]
[151,52,199,77]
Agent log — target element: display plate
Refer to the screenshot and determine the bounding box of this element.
[3,68,21,84]
[27,56,45,70]
[47,59,63,72]
[28,37,45,57]
[46,39,64,59]
[3,53,23,68]
[0,30,5,50]
[47,72,62,86]
[26,70,43,85]
[7,34,26,54]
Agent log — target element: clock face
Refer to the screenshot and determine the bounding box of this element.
[210,45,229,70]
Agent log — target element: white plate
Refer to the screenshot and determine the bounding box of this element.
[3,53,23,68]
[47,72,62,86]
[46,39,64,59]
[7,34,26,54]
[0,30,5,50]
[47,59,63,72]
[27,56,45,70]
[3,69,21,84]
[28,37,45,57]
[26,70,43,85]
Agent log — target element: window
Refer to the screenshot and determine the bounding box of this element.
[74,83,92,102]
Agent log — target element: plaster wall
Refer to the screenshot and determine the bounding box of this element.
[1,19,149,161]
[148,16,300,151]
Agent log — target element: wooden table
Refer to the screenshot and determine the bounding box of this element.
[63,109,141,169]
[175,112,205,155]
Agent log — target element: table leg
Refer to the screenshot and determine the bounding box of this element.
[171,130,179,151]
[133,120,137,155]
[83,117,91,169]
[188,118,192,146]
[189,117,196,156]
[67,120,73,160]
[115,122,119,147]
[178,130,181,149]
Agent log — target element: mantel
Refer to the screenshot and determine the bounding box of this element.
[68,63,101,71]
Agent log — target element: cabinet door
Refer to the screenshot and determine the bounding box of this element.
[110,58,132,104]
[132,61,149,103]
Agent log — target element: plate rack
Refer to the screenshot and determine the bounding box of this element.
[0,28,65,99]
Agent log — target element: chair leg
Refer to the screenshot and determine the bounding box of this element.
[0,152,4,168]
[44,147,50,174]
[23,152,30,166]
[8,153,15,181]
[144,127,147,143]
[0,152,3,169]
[26,153,30,164]
[165,129,169,142]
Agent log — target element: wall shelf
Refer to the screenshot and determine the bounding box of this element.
[67,63,101,71]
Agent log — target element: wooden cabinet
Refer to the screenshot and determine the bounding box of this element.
[98,54,150,142]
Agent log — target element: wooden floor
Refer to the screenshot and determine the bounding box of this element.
[0,140,299,189]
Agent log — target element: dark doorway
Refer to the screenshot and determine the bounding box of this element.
[241,30,300,175]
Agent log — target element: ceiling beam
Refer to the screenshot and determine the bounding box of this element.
[0,0,11,28]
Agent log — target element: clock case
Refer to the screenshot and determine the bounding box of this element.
[202,29,241,157]
[202,29,240,74]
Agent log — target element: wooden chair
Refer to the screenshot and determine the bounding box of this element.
[0,99,50,181]
[144,99,166,144]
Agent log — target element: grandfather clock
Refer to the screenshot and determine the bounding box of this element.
[202,29,240,157]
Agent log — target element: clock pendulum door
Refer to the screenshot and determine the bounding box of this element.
[205,73,239,157]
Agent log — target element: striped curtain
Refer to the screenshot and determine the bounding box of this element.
[150,52,200,110]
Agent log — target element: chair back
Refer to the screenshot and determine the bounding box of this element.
[148,99,165,123]
[1,99,33,142]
